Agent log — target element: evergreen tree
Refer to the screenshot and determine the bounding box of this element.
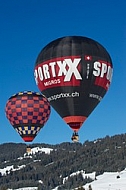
[88,184,92,190]
[77,186,85,190]
[0,134,126,189]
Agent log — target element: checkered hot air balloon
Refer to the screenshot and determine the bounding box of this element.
[5,91,51,142]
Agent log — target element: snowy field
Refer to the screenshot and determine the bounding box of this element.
[53,169,126,190]
[83,169,126,190]
[1,146,126,190]
[7,169,126,190]
[8,188,38,190]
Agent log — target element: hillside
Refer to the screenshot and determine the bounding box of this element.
[0,133,126,189]
[84,169,126,190]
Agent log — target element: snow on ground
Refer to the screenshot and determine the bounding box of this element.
[17,146,53,160]
[0,165,14,176]
[0,165,25,176]
[5,169,126,190]
[8,187,38,190]
[0,146,53,177]
[83,169,126,190]
[24,147,53,157]
[2,146,126,190]
[63,170,96,184]
[29,147,53,155]
[53,169,126,190]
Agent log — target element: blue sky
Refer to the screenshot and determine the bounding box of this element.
[0,0,126,145]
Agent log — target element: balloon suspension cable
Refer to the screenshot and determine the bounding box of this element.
[71,131,79,143]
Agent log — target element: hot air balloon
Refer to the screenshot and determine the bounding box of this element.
[5,91,51,142]
[34,36,113,142]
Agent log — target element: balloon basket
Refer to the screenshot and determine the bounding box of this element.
[26,145,32,153]
[71,132,79,142]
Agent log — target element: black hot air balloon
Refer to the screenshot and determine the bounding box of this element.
[5,91,51,142]
[34,36,113,142]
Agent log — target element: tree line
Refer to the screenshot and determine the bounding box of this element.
[0,133,126,189]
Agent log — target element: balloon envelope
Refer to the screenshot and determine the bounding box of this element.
[5,91,51,142]
[34,36,113,133]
